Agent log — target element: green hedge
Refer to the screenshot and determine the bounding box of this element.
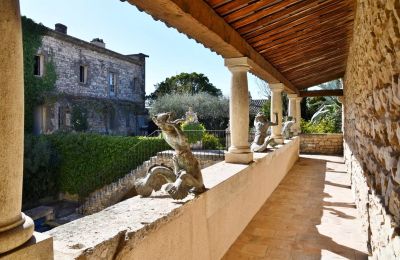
[47,133,169,197]
[23,135,60,207]
[23,133,169,203]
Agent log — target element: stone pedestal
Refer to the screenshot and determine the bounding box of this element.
[224,58,253,164]
[287,94,298,135]
[269,83,285,144]
[0,0,35,254]
[295,97,302,134]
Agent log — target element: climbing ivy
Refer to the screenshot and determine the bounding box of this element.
[22,16,57,132]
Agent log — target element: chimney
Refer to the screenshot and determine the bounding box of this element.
[91,38,106,48]
[55,23,67,34]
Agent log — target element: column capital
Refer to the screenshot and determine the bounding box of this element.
[287,94,298,99]
[224,57,251,72]
[295,97,303,102]
[269,83,285,92]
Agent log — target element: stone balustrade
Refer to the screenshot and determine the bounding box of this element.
[46,138,299,259]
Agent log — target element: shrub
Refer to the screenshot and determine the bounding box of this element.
[47,133,169,197]
[181,122,205,144]
[23,135,60,207]
[301,117,339,133]
[202,133,223,150]
[149,92,229,129]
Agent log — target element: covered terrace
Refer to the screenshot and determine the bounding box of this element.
[1,0,399,259]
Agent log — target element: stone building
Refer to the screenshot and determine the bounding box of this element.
[32,22,148,135]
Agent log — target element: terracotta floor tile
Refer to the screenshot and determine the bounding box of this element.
[223,155,369,260]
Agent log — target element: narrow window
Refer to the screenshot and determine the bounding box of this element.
[109,72,116,96]
[133,77,138,92]
[34,55,43,76]
[79,65,87,83]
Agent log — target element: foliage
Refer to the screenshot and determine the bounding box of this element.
[22,17,57,132]
[71,105,89,132]
[300,118,339,134]
[261,99,271,117]
[46,133,169,197]
[202,133,223,150]
[23,135,60,207]
[148,72,222,100]
[181,122,205,144]
[150,92,229,129]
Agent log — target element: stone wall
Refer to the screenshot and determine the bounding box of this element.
[300,134,343,155]
[343,0,400,258]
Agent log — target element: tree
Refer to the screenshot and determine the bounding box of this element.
[149,92,229,129]
[148,72,222,100]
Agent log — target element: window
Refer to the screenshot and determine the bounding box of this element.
[79,65,87,83]
[133,77,138,91]
[109,72,116,96]
[34,55,43,76]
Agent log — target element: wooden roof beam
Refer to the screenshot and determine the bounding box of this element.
[299,89,343,97]
[125,0,299,94]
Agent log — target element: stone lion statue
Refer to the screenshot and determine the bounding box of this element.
[250,112,278,152]
[134,112,206,200]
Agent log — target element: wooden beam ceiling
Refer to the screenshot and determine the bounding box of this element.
[300,89,343,97]
[205,0,355,90]
[125,0,354,92]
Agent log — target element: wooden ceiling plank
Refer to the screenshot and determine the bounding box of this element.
[250,7,353,47]
[225,0,302,25]
[239,0,339,37]
[259,22,353,54]
[299,89,343,97]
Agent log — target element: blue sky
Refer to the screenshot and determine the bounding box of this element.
[20,0,265,99]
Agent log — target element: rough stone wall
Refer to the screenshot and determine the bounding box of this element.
[300,134,343,155]
[36,31,146,135]
[343,0,400,258]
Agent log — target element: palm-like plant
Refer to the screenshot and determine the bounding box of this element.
[305,79,343,132]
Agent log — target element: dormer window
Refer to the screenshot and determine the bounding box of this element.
[109,72,116,96]
[79,65,87,84]
[34,55,44,76]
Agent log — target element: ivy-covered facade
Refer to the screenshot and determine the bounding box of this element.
[24,17,148,136]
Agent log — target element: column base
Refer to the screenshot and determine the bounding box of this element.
[0,213,34,254]
[0,232,53,260]
[225,151,253,164]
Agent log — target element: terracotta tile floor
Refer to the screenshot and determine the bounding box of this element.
[223,155,369,260]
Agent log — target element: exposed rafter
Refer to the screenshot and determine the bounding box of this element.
[299,89,343,97]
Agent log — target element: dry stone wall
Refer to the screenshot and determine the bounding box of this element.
[343,0,400,258]
[300,134,343,155]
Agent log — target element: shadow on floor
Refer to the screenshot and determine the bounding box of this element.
[223,155,369,260]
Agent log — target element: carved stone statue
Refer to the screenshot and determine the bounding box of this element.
[282,117,296,139]
[134,112,206,200]
[250,112,278,152]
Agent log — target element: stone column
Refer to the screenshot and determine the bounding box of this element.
[269,83,285,143]
[287,94,298,135]
[224,57,253,164]
[295,97,302,134]
[0,0,35,253]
